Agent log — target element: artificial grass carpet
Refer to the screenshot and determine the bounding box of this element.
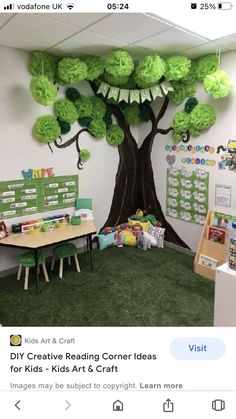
[0,247,214,326]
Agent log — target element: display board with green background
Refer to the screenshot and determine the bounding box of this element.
[0,175,78,219]
[166,167,209,225]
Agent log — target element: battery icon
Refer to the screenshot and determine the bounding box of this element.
[218,2,233,8]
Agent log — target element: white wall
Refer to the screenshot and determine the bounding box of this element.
[149,51,236,251]
[0,45,119,271]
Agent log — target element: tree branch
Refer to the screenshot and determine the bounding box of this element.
[156,96,169,126]
[54,128,88,149]
[155,127,173,135]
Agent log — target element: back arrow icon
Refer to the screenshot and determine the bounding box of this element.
[15,400,21,410]
[65,400,71,410]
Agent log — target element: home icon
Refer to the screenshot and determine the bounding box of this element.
[113,400,123,411]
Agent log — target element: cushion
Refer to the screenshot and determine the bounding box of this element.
[53,243,77,258]
[19,252,45,267]
[149,226,165,248]
[97,232,115,250]
[123,234,137,247]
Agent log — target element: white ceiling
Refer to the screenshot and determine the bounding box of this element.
[0,12,235,59]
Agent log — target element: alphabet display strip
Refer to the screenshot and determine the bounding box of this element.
[0,175,78,219]
[166,167,209,225]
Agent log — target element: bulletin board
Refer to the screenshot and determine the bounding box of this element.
[166,166,209,225]
[0,175,78,219]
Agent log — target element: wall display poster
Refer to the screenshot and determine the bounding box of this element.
[0,175,78,219]
[166,166,209,225]
[215,184,231,207]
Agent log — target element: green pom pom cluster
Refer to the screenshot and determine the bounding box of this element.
[58,58,87,83]
[29,52,56,81]
[195,55,218,81]
[30,76,57,106]
[55,99,78,124]
[91,97,107,119]
[33,115,61,143]
[89,119,106,139]
[190,104,216,131]
[78,117,92,127]
[80,148,91,162]
[124,103,141,125]
[135,55,165,88]
[66,87,80,102]
[82,56,104,80]
[75,96,93,118]
[57,119,71,134]
[181,61,196,84]
[103,110,113,127]
[184,97,198,113]
[169,81,197,104]
[105,50,134,78]
[106,124,124,146]
[204,69,232,99]
[104,72,129,87]
[173,110,191,133]
[172,131,183,143]
[165,56,191,81]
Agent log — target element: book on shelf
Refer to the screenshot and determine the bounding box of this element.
[199,254,219,269]
[211,211,236,230]
[208,226,226,244]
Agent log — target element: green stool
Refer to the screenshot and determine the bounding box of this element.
[51,243,80,279]
[17,252,49,290]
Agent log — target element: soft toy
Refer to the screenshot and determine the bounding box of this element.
[137,231,157,251]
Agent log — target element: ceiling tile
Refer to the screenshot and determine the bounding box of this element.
[39,13,111,29]
[180,42,229,59]
[124,45,153,60]
[0,32,47,50]
[48,29,127,56]
[134,27,207,55]
[87,13,172,43]
[213,33,236,51]
[0,14,79,49]
[0,14,15,28]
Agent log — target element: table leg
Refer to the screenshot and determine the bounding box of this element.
[34,249,39,294]
[88,234,93,272]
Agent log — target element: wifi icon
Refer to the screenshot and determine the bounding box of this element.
[67,3,74,9]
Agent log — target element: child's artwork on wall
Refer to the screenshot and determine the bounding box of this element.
[166,167,209,225]
[0,175,78,219]
[218,140,236,171]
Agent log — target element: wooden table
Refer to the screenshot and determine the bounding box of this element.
[0,220,97,292]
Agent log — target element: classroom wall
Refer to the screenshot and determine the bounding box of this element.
[0,45,122,272]
[147,50,236,251]
[0,46,236,272]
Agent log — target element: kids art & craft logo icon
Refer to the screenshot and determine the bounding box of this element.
[10,335,22,346]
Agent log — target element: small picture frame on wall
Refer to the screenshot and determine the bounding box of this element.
[215,184,231,207]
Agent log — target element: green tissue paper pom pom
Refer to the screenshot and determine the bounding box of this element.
[82,56,104,81]
[89,119,106,139]
[78,117,92,127]
[55,99,78,124]
[172,131,183,143]
[103,110,113,128]
[105,50,134,78]
[33,115,61,143]
[181,61,196,84]
[75,96,93,118]
[169,81,197,104]
[165,56,191,81]
[204,69,232,99]
[57,119,71,134]
[184,96,198,113]
[195,55,218,81]
[29,51,56,81]
[91,97,107,119]
[66,87,80,102]
[189,128,201,137]
[58,58,87,83]
[104,71,129,87]
[124,103,141,125]
[30,76,57,106]
[139,104,151,122]
[190,104,216,131]
[135,55,165,88]
[173,110,191,133]
[80,148,91,162]
[106,124,124,146]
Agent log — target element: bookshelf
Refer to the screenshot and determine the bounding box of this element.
[194,210,228,281]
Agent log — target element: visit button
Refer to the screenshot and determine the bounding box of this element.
[170,338,225,360]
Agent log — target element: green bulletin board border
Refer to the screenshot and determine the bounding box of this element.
[0,175,78,219]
